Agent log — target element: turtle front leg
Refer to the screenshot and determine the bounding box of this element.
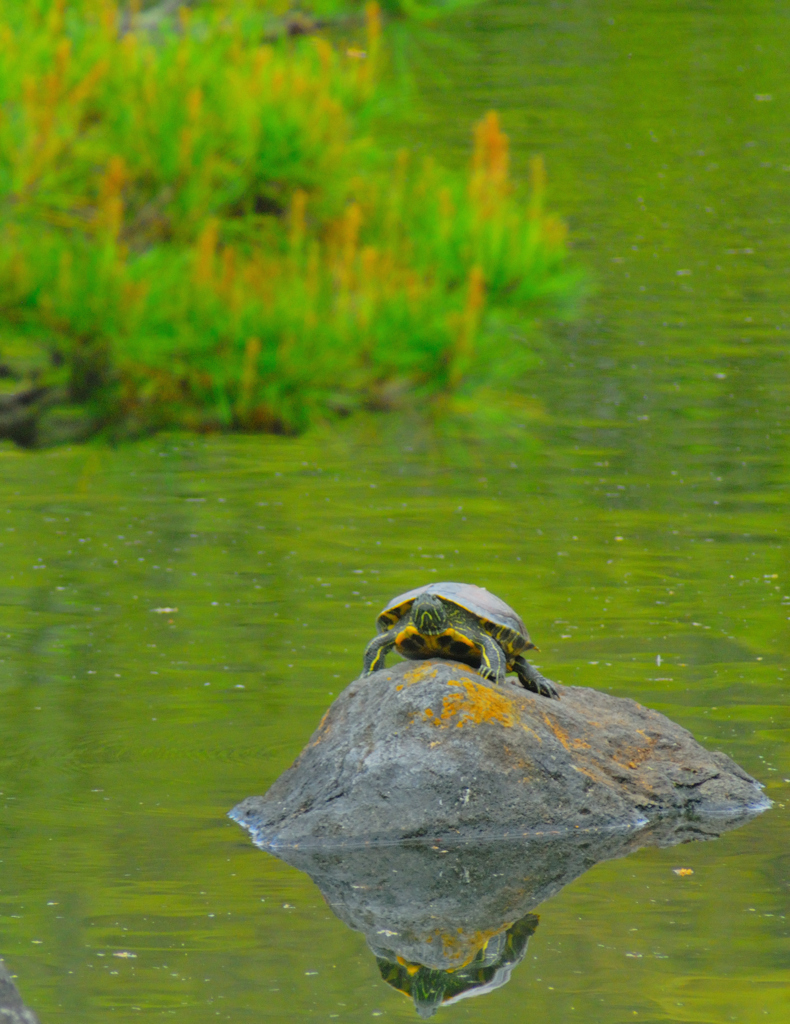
[512,654,559,699]
[477,633,508,685]
[362,631,396,675]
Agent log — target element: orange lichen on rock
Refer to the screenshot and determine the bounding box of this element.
[521,722,543,743]
[572,763,601,782]
[541,712,590,751]
[502,743,536,779]
[424,677,517,729]
[308,708,332,747]
[402,663,441,687]
[611,730,657,771]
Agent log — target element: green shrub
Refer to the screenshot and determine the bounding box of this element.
[0,0,580,441]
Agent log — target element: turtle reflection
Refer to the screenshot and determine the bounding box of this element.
[255,811,765,1016]
[373,913,539,1018]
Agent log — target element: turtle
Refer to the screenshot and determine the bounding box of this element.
[362,582,559,699]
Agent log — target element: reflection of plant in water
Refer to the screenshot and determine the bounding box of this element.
[372,913,539,1017]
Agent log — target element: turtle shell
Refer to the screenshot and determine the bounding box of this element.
[376,581,531,645]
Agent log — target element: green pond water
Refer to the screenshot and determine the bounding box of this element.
[1,0,789,1020]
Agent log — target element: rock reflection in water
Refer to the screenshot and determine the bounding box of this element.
[0,957,40,1024]
[265,811,764,1016]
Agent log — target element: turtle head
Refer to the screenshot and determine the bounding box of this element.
[412,593,448,635]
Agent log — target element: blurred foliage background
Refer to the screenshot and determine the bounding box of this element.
[0,0,580,447]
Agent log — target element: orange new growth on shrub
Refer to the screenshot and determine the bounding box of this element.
[470,110,510,215]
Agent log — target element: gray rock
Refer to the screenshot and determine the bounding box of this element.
[0,959,41,1024]
[34,404,96,447]
[0,387,93,449]
[231,660,769,847]
[0,386,60,448]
